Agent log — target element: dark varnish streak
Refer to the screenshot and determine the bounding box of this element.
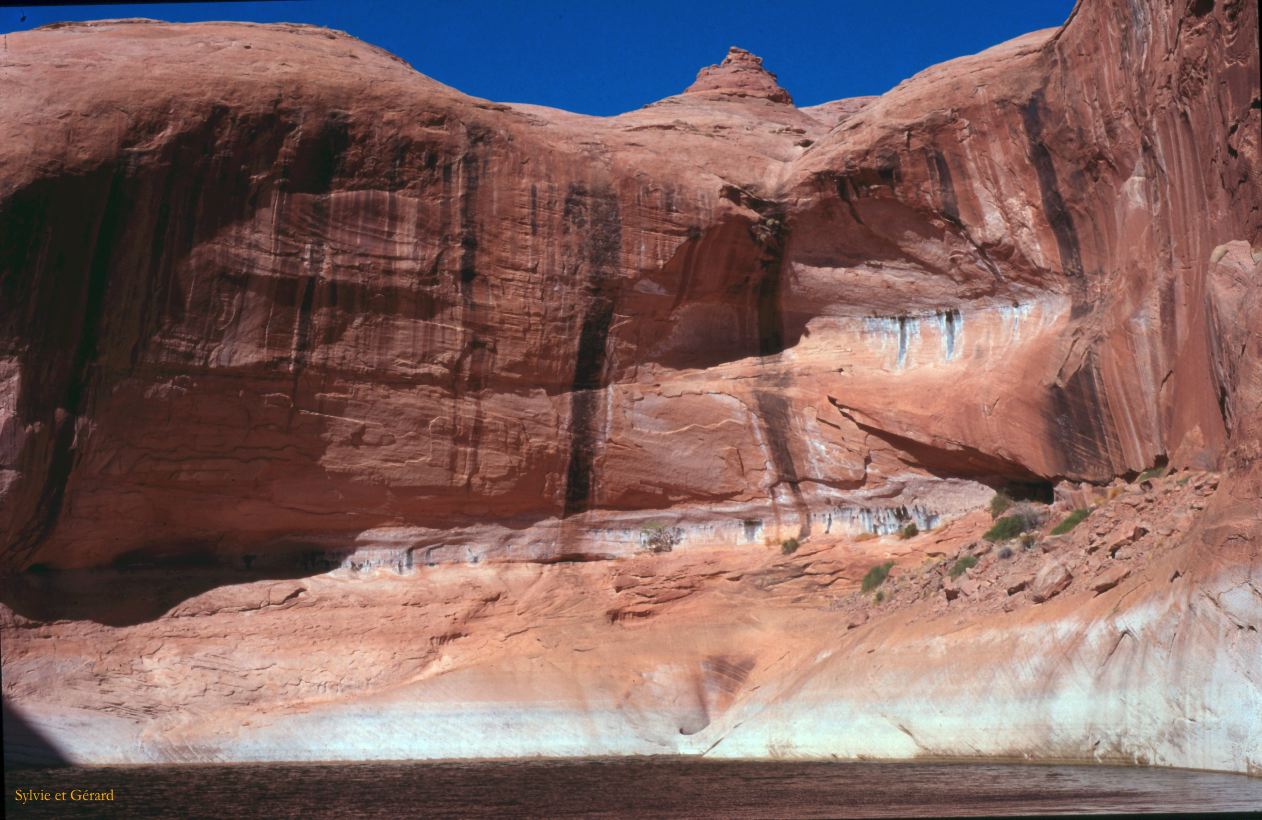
[1048,354,1125,479]
[746,200,810,537]
[561,184,622,517]
[1,168,123,563]
[1022,92,1085,278]
[0,106,347,566]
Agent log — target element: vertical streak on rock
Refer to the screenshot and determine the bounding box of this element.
[753,390,810,539]
[458,148,480,296]
[1022,92,1085,277]
[7,169,124,565]
[128,167,177,370]
[289,270,317,418]
[446,127,488,488]
[928,149,961,224]
[750,203,787,357]
[528,184,538,238]
[561,184,621,518]
[1048,353,1126,480]
[927,147,1004,280]
[748,202,809,537]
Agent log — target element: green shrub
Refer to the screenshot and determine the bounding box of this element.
[984,515,1024,542]
[1050,508,1091,535]
[1137,466,1166,482]
[861,561,895,593]
[899,522,919,539]
[949,554,978,578]
[781,537,800,555]
[989,492,1014,519]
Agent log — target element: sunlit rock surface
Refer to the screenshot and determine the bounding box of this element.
[1,0,1259,772]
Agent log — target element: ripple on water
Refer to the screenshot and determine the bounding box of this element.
[6,759,1262,819]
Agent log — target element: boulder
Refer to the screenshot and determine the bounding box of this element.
[1091,565,1132,595]
[1030,561,1073,603]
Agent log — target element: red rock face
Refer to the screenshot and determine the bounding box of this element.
[0,1,1258,579]
[1,0,1260,774]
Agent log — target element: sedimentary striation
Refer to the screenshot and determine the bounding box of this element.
[1,0,1259,772]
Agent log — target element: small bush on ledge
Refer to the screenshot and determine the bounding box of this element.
[989,492,1014,519]
[1009,501,1047,531]
[641,523,682,553]
[781,537,800,555]
[1050,508,1091,535]
[899,522,919,539]
[861,560,895,593]
[949,554,978,578]
[984,515,1024,542]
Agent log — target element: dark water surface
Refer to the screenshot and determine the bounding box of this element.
[6,759,1261,818]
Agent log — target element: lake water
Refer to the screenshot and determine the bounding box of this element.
[6,759,1261,818]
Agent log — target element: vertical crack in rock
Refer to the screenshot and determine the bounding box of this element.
[928,149,961,224]
[1022,91,1085,278]
[561,184,622,517]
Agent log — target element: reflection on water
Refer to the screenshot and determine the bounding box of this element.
[5,758,1261,818]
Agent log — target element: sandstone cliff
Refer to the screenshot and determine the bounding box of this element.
[1,0,1259,772]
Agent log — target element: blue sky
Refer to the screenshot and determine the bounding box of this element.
[4,1,1077,115]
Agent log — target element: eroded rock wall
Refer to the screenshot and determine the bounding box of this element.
[1,0,1260,774]
[2,1,1258,571]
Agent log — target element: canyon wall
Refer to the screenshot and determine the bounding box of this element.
[2,0,1259,772]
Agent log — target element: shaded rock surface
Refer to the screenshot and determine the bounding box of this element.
[1,0,1260,772]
